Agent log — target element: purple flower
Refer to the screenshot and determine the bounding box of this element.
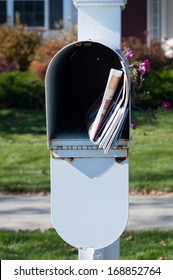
[139,65,146,75]
[127,49,133,58]
[138,59,150,75]
[144,59,150,69]
[131,121,137,129]
[162,101,171,109]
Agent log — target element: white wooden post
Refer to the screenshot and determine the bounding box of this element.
[72,0,128,260]
[45,0,129,262]
[73,0,127,49]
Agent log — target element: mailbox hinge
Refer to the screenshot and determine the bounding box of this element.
[52,145,127,150]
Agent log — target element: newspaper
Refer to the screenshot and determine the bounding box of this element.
[85,66,130,153]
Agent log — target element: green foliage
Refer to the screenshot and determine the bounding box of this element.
[136,68,173,109]
[122,37,173,109]
[0,71,45,109]
[0,23,42,72]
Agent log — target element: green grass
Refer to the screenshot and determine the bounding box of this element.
[129,109,173,193]
[0,108,173,193]
[0,109,50,193]
[0,229,173,260]
[121,230,173,260]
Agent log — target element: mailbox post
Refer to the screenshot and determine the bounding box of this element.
[73,0,127,49]
[45,0,129,260]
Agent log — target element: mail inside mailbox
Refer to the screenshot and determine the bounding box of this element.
[45,41,129,146]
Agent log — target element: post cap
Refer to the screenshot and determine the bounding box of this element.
[73,0,127,7]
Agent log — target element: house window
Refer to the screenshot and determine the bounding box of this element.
[14,0,44,27]
[0,1,7,24]
[49,0,62,29]
[151,0,160,41]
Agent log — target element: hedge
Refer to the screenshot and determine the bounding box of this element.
[0,67,172,110]
[0,23,42,72]
[0,71,45,109]
[136,68,173,109]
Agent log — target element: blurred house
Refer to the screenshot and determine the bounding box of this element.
[122,0,173,56]
[0,0,173,54]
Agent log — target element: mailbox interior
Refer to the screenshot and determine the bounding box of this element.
[45,41,129,148]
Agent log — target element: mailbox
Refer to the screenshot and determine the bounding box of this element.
[45,40,130,251]
[46,40,130,152]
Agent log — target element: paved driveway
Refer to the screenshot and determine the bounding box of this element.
[0,194,173,231]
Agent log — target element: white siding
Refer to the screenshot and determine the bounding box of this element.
[167,0,173,39]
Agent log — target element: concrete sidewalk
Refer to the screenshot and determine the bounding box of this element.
[0,194,173,231]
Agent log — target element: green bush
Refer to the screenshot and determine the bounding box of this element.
[0,71,45,109]
[0,23,42,72]
[136,68,173,109]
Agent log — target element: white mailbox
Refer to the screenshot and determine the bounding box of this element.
[45,0,129,259]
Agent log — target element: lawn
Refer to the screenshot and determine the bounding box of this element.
[0,229,173,260]
[130,109,173,193]
[0,108,173,193]
[0,110,172,261]
[0,109,49,193]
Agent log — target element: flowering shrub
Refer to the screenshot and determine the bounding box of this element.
[136,68,173,109]
[162,101,171,110]
[30,25,77,79]
[123,47,151,110]
[131,121,137,130]
[0,23,42,72]
[122,36,172,70]
[29,38,65,79]
[123,47,150,89]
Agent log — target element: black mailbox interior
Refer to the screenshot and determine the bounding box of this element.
[46,41,129,143]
